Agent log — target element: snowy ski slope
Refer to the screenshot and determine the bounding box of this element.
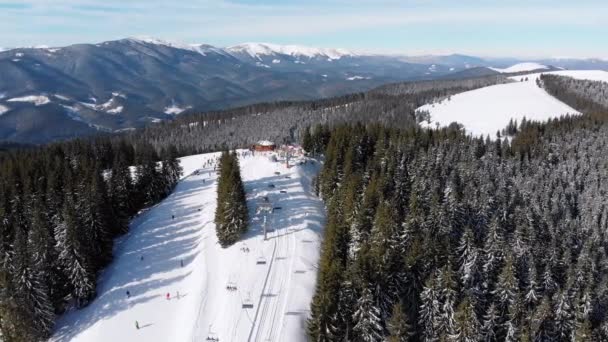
[51,151,325,342]
[417,70,608,137]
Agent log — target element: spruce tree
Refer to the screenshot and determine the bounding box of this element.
[215,151,248,247]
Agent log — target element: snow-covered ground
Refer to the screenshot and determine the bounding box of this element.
[7,95,50,106]
[164,104,191,115]
[417,76,579,137]
[513,69,608,83]
[51,150,325,342]
[0,104,9,116]
[489,62,548,73]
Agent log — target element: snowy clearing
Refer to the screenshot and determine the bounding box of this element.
[512,69,608,83]
[417,76,579,137]
[489,62,548,73]
[107,106,124,115]
[0,104,10,116]
[164,104,191,115]
[7,95,50,106]
[347,75,371,81]
[51,151,325,342]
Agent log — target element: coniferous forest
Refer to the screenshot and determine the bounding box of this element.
[0,72,605,341]
[0,139,182,341]
[307,112,608,341]
[214,151,248,247]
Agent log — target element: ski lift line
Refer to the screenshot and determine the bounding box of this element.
[264,218,290,342]
[247,229,279,342]
[253,223,284,342]
[271,219,298,341]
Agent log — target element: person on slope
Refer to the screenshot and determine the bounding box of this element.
[166,292,171,300]
[135,321,140,330]
[126,290,130,298]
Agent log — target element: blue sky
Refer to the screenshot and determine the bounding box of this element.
[1,0,607,58]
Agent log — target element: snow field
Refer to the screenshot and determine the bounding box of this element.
[415,71,606,137]
[510,69,608,83]
[489,62,548,73]
[50,150,325,342]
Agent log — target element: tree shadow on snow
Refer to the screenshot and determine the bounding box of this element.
[52,171,217,341]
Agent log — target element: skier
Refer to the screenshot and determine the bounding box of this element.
[140,255,144,261]
[180,259,184,267]
[126,290,131,298]
[172,214,175,220]
[135,321,140,330]
[166,292,171,300]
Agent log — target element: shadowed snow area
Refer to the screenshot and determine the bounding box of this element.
[51,151,325,342]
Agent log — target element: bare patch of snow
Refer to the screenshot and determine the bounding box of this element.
[490,62,548,73]
[164,103,191,115]
[0,104,10,116]
[62,105,85,123]
[7,95,50,106]
[107,106,124,115]
[54,94,71,101]
[346,75,371,81]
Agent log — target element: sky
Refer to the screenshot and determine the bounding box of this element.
[0,0,607,58]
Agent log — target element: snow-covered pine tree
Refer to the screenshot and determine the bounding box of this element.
[352,286,383,342]
[452,294,480,342]
[55,199,96,307]
[214,151,248,247]
[419,273,441,342]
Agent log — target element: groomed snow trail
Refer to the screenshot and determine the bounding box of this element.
[193,152,325,342]
[50,151,325,342]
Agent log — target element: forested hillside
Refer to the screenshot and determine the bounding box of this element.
[540,74,608,113]
[308,111,608,341]
[123,75,506,155]
[0,139,182,341]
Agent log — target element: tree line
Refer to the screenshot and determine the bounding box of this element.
[214,151,248,247]
[306,112,608,341]
[0,138,182,341]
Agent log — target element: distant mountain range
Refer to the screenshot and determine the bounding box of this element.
[0,37,606,144]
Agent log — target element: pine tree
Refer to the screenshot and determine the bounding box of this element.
[352,286,383,342]
[420,274,441,342]
[480,303,498,342]
[553,291,574,341]
[452,295,480,342]
[387,303,411,342]
[215,151,248,247]
[55,199,96,307]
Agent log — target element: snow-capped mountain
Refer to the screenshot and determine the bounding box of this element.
[227,42,355,61]
[1,36,607,144]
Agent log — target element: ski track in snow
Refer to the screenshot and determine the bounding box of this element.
[50,151,325,342]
